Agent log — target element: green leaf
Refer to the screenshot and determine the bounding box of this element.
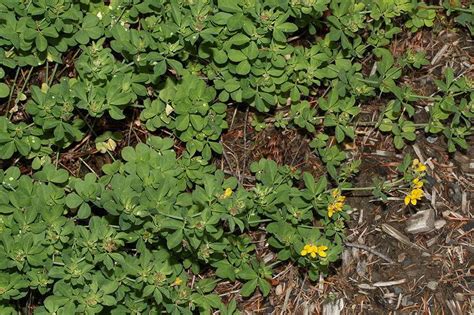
[394,135,404,149]
[378,119,393,132]
[314,176,327,195]
[14,139,30,156]
[190,115,205,131]
[213,50,228,64]
[303,172,315,193]
[209,141,222,154]
[236,60,251,75]
[229,33,250,45]
[218,0,241,13]
[167,229,183,249]
[276,22,298,33]
[245,41,259,60]
[224,79,240,93]
[176,114,190,131]
[121,147,136,161]
[154,61,167,76]
[0,83,10,98]
[240,279,257,297]
[77,203,91,219]
[36,34,48,51]
[215,262,236,280]
[258,278,271,296]
[49,169,69,184]
[0,141,15,159]
[237,267,257,280]
[65,193,83,208]
[227,49,247,62]
[167,59,184,75]
[335,126,345,143]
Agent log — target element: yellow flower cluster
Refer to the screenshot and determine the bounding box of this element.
[412,177,423,189]
[327,189,345,217]
[404,159,427,206]
[412,159,427,173]
[300,244,328,258]
[172,277,183,286]
[220,188,233,199]
[404,187,424,205]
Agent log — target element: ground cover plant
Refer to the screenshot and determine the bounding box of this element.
[0,0,472,314]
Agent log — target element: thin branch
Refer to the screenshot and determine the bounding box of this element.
[344,242,396,264]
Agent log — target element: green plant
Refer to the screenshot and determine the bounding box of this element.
[0,0,472,312]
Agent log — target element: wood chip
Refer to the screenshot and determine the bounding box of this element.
[372,279,406,287]
[431,44,450,65]
[461,191,467,214]
[381,223,427,252]
[345,242,395,264]
[434,219,446,230]
[322,298,344,315]
[405,209,435,234]
[358,283,375,290]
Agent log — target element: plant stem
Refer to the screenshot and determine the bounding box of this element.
[6,68,20,111]
[340,178,405,192]
[48,63,59,86]
[424,5,473,13]
[248,218,272,224]
[8,66,34,119]
[156,211,184,221]
[406,94,440,100]
[340,186,377,191]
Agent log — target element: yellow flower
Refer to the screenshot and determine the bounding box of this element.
[300,244,311,256]
[328,189,345,217]
[315,245,328,257]
[300,244,328,258]
[412,159,427,173]
[220,188,233,199]
[404,188,424,206]
[412,178,423,188]
[172,277,183,286]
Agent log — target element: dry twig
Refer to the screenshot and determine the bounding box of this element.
[344,242,396,264]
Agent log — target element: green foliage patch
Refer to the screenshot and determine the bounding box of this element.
[0,0,472,313]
